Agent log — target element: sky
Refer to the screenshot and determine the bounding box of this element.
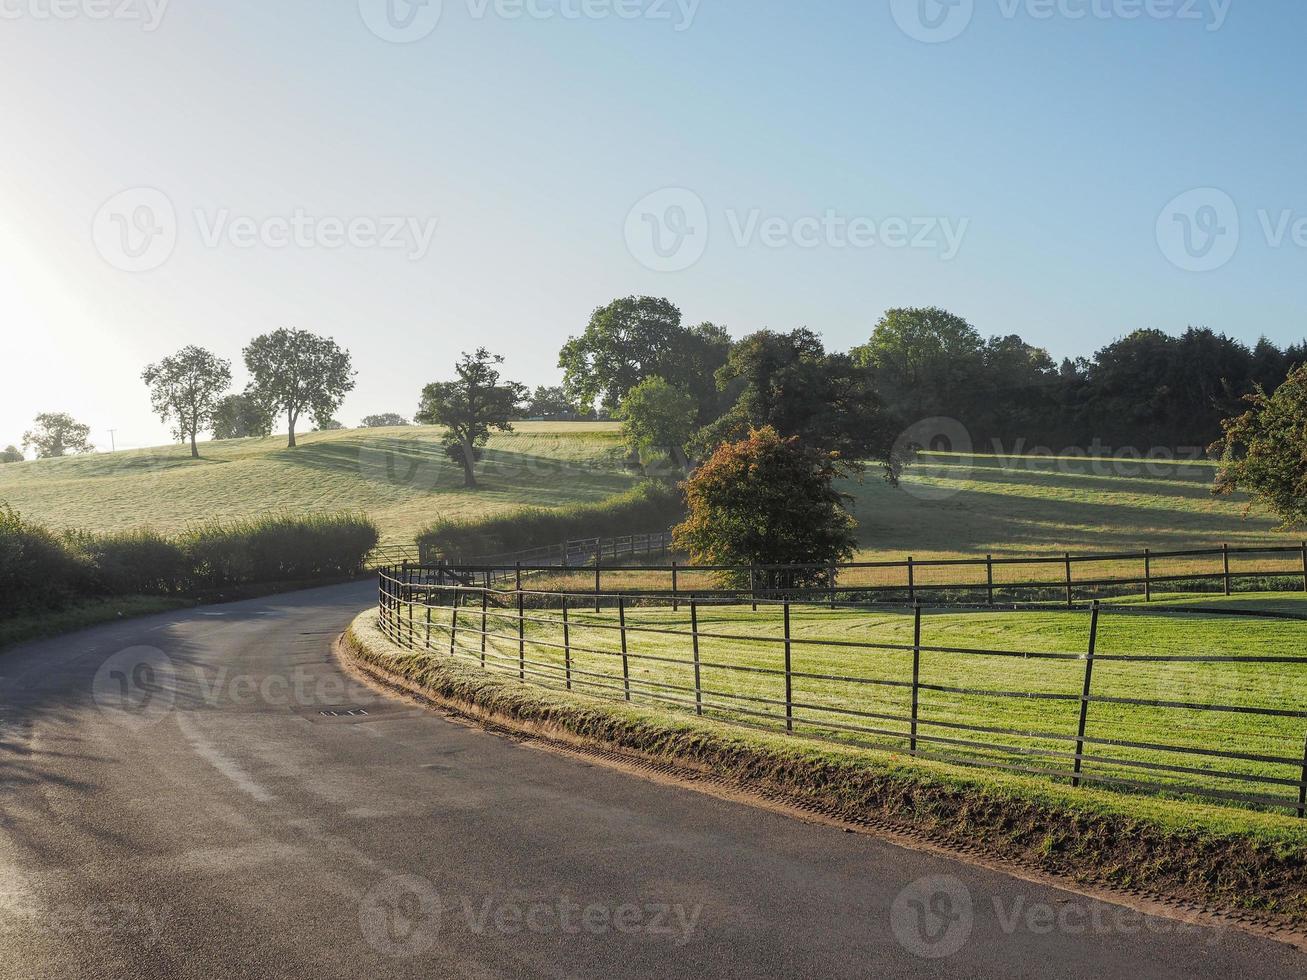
[2,0,1305,451]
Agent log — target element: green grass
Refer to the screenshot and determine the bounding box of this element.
[413,592,1307,813]
[0,596,191,650]
[845,451,1301,561]
[0,423,635,545]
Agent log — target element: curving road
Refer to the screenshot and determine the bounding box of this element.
[0,582,1301,979]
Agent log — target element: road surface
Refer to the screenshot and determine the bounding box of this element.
[0,582,1301,978]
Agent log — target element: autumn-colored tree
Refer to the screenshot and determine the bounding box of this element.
[1213,363,1307,527]
[673,426,857,591]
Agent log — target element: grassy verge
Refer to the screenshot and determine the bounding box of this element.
[344,611,1307,926]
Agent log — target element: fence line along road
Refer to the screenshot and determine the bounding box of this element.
[376,567,1307,817]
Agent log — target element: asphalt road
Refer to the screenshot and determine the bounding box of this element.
[1,582,1301,979]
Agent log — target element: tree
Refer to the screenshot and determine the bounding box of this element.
[22,413,94,458]
[673,427,858,591]
[558,297,730,422]
[854,307,985,423]
[1212,364,1307,527]
[694,329,897,475]
[524,386,577,420]
[1,445,22,464]
[314,418,344,431]
[617,376,697,472]
[359,413,410,428]
[415,348,527,488]
[211,393,272,440]
[141,346,232,459]
[243,328,355,448]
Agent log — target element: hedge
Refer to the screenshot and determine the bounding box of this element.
[0,505,379,617]
[416,482,684,561]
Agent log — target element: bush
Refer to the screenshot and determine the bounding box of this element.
[417,482,684,561]
[0,508,380,617]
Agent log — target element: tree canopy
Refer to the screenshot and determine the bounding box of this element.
[22,413,94,458]
[211,393,272,440]
[617,376,697,472]
[359,413,410,428]
[1,445,22,464]
[1213,363,1307,527]
[673,426,858,590]
[141,345,232,458]
[243,329,355,448]
[415,348,527,489]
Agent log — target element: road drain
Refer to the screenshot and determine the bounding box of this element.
[319,708,370,718]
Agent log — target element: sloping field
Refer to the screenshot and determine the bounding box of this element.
[0,423,634,545]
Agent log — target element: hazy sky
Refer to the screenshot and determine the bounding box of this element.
[2,0,1304,450]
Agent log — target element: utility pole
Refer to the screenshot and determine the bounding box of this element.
[108,429,117,452]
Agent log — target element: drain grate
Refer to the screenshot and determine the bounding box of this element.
[319,708,370,718]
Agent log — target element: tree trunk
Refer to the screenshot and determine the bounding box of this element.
[190,431,199,459]
[287,413,297,448]
[461,435,477,489]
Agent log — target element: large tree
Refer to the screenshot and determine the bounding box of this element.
[141,346,232,458]
[211,393,272,440]
[673,426,858,592]
[22,412,94,458]
[617,376,697,472]
[243,328,355,448]
[694,329,897,475]
[558,297,730,423]
[415,348,527,489]
[854,307,986,423]
[1212,363,1307,527]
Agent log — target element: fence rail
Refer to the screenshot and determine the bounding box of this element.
[376,564,1307,816]
[427,531,674,581]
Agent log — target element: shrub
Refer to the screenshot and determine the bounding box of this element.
[180,513,380,588]
[0,505,89,613]
[673,426,857,590]
[417,482,684,561]
[67,529,191,595]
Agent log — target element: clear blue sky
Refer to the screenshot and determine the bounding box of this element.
[2,0,1304,449]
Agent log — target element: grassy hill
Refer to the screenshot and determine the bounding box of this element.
[1,432,1299,558]
[0,423,636,545]
[844,451,1299,560]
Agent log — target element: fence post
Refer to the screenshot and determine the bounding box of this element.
[1298,736,1307,819]
[425,594,432,650]
[449,587,460,655]
[784,601,793,732]
[671,561,679,613]
[910,601,922,756]
[690,600,702,716]
[1072,600,1101,788]
[828,565,837,610]
[517,586,525,681]
[595,561,602,614]
[619,595,631,702]
[1222,542,1232,596]
[561,595,571,691]
[1300,542,1306,594]
[907,556,915,604]
[1144,548,1152,603]
[986,555,995,606]
[515,562,522,593]
[406,568,414,648]
[481,573,489,660]
[750,567,758,612]
[1064,552,1073,608]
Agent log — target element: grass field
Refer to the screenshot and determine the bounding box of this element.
[0,423,636,545]
[397,592,1307,813]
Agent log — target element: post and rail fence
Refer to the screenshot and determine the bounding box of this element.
[375,566,1307,817]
